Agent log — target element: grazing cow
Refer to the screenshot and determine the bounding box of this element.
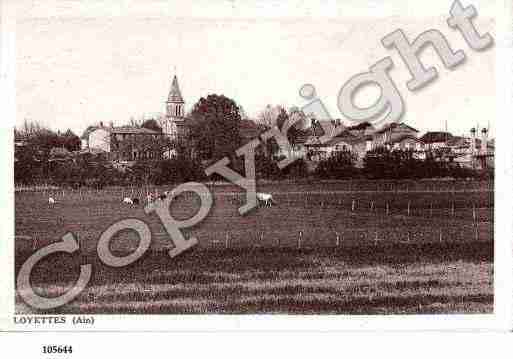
[132,198,140,205]
[48,197,55,205]
[256,192,274,207]
[123,197,133,205]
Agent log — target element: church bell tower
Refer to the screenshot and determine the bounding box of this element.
[164,74,185,138]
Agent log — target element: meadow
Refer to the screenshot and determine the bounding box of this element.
[14,179,493,314]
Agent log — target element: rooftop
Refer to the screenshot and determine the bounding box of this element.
[420,131,453,144]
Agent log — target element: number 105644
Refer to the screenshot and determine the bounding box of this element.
[42,345,73,354]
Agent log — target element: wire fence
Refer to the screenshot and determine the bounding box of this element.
[15,180,493,253]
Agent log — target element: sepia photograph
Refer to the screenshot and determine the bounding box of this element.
[2,0,500,324]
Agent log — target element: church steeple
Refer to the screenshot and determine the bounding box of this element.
[167,75,184,104]
[166,75,185,120]
[163,73,186,140]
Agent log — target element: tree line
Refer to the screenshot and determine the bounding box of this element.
[15,96,490,187]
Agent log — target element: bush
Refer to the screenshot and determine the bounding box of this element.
[315,151,358,179]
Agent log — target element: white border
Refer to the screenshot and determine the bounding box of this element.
[1,0,511,332]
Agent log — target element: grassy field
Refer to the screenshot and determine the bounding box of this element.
[14,180,493,314]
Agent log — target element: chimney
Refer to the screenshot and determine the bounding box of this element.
[100,121,104,128]
[481,127,488,155]
[470,127,476,155]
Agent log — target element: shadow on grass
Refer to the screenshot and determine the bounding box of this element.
[16,241,493,287]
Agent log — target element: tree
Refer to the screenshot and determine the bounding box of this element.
[256,104,281,128]
[141,119,163,133]
[363,147,442,179]
[114,133,175,161]
[188,94,242,162]
[274,107,303,147]
[315,151,358,179]
[62,129,81,152]
[259,106,305,159]
[128,116,142,127]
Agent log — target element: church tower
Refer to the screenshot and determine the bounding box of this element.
[163,74,185,138]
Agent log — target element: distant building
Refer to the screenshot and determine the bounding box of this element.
[420,131,453,150]
[305,132,359,162]
[371,122,419,149]
[448,127,494,169]
[81,123,161,163]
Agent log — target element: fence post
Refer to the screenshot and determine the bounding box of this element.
[352,199,356,212]
[225,233,229,249]
[451,202,455,217]
[386,202,390,215]
[474,225,479,241]
[472,204,476,222]
[298,231,303,249]
[439,228,443,243]
[336,232,340,247]
[370,201,374,212]
[430,202,433,217]
[407,201,410,216]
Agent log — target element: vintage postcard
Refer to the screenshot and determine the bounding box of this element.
[0,0,511,333]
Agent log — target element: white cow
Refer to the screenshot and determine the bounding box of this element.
[256,192,274,207]
[123,197,133,205]
[48,197,55,205]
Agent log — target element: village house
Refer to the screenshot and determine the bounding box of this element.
[81,123,162,163]
[420,131,452,150]
[371,122,420,150]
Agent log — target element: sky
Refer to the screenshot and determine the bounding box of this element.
[12,0,496,137]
